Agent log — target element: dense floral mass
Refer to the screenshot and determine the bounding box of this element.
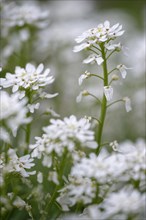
[0,91,31,141]
[30,115,97,158]
[57,139,146,216]
[1,1,49,28]
[0,1,145,219]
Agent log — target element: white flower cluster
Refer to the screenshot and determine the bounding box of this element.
[0,148,36,185]
[62,188,145,220]
[73,20,124,52]
[57,139,145,209]
[2,1,49,28]
[0,63,56,95]
[0,91,31,141]
[30,115,97,158]
[74,21,132,105]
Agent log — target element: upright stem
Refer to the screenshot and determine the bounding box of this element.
[25,90,31,147]
[96,44,108,155]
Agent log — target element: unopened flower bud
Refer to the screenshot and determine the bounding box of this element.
[82,90,89,96]
[112,74,119,80]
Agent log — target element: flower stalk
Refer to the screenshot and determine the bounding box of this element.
[96,43,108,155]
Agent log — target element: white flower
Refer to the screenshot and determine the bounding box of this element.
[27,103,40,113]
[39,92,58,99]
[45,108,60,118]
[105,43,122,51]
[74,21,124,53]
[109,140,119,151]
[103,86,113,101]
[0,63,55,95]
[2,1,49,28]
[48,171,59,185]
[82,189,145,220]
[73,42,90,52]
[83,54,104,65]
[102,188,145,218]
[76,90,89,103]
[117,64,132,79]
[78,71,91,85]
[37,172,43,184]
[13,196,26,209]
[7,149,36,177]
[30,115,97,158]
[57,176,96,209]
[123,97,132,112]
[0,91,31,138]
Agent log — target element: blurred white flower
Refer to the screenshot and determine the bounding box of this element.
[73,42,90,52]
[83,54,104,65]
[58,139,145,207]
[76,90,89,103]
[109,140,119,151]
[27,103,40,113]
[2,1,49,28]
[123,97,132,112]
[57,176,96,209]
[7,149,36,177]
[102,189,145,219]
[30,115,97,158]
[117,64,132,79]
[48,171,59,185]
[82,188,145,220]
[105,42,122,51]
[78,71,91,86]
[0,91,31,138]
[37,172,43,184]
[103,86,113,101]
[13,196,26,209]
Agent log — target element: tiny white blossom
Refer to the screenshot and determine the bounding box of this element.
[13,196,26,209]
[76,90,89,103]
[45,108,60,118]
[48,171,59,185]
[78,71,91,86]
[7,149,36,177]
[37,172,43,184]
[27,103,40,113]
[103,86,113,101]
[73,42,90,52]
[110,140,119,151]
[117,64,132,79]
[39,92,58,99]
[83,54,104,65]
[123,97,132,112]
[105,43,122,51]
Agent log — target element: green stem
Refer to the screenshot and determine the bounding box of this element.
[91,74,104,81]
[107,99,123,108]
[88,92,101,104]
[96,44,108,155]
[25,90,31,147]
[43,150,68,216]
